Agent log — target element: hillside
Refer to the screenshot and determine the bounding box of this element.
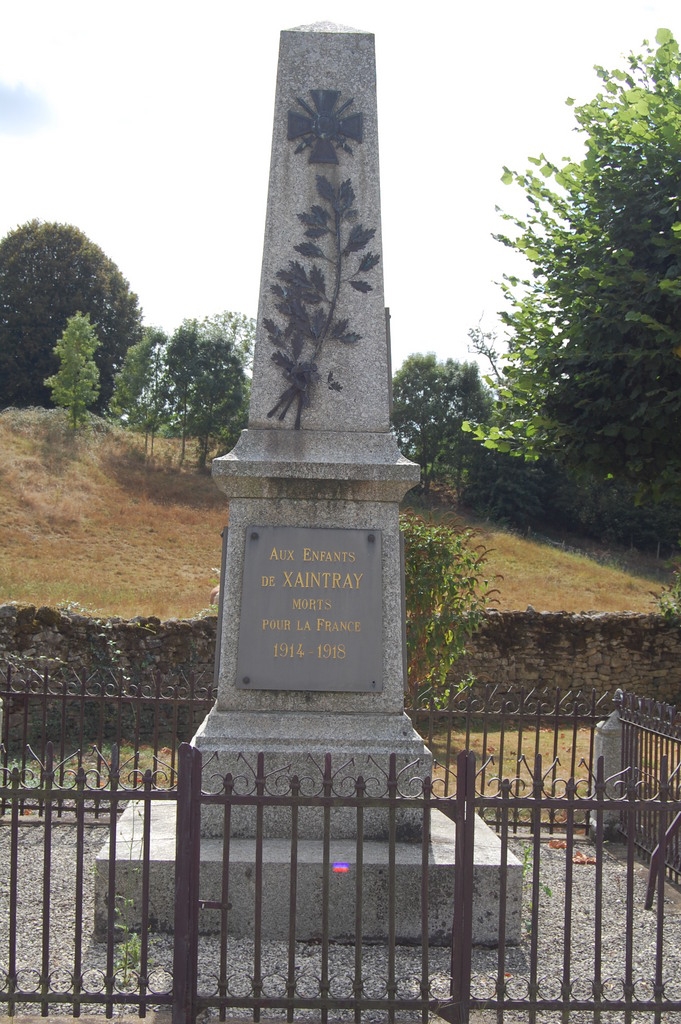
[0,408,672,619]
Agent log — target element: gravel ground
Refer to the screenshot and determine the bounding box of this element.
[1,820,681,1022]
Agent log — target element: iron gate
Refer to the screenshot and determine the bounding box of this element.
[171,744,477,1024]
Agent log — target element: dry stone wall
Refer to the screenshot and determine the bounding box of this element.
[0,604,217,683]
[1,604,680,703]
[455,609,681,704]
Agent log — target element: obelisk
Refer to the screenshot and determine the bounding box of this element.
[193,23,429,819]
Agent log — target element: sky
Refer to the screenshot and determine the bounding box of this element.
[1,1,680,372]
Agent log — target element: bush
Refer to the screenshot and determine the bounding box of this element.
[401,509,496,704]
[658,565,681,624]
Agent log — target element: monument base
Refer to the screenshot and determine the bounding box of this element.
[192,707,434,839]
[94,803,522,946]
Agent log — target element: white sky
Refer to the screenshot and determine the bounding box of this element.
[1,1,680,370]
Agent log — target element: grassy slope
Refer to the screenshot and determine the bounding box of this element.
[0,409,671,618]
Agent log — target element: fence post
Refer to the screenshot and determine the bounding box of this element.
[172,743,202,1024]
[591,692,622,839]
[447,749,475,1024]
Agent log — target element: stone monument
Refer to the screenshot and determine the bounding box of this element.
[193,22,430,803]
[96,24,522,947]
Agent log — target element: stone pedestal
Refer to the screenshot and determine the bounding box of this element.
[194,431,430,811]
[193,23,429,802]
[96,803,523,947]
[591,707,623,839]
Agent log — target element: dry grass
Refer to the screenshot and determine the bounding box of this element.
[474,522,667,614]
[427,721,593,783]
[0,408,672,619]
[0,409,227,619]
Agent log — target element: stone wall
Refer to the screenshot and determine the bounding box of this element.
[455,609,681,704]
[0,604,217,683]
[1,604,680,703]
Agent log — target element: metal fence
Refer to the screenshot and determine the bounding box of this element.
[0,665,216,809]
[617,689,681,879]
[407,683,610,783]
[2,671,610,814]
[466,754,681,1023]
[3,742,681,1022]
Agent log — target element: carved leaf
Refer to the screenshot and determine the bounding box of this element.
[331,319,349,338]
[310,266,327,296]
[263,318,283,343]
[287,261,310,285]
[338,332,361,344]
[299,205,330,230]
[316,175,335,203]
[271,350,294,371]
[327,371,342,392]
[295,242,325,259]
[350,280,373,293]
[358,252,381,273]
[338,179,356,212]
[343,224,376,255]
[309,308,327,340]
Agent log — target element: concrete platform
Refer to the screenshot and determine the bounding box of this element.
[95,802,521,947]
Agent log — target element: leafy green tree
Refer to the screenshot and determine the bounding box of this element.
[463,448,551,529]
[44,312,100,428]
[165,312,252,467]
[165,320,200,464]
[188,312,251,469]
[392,354,492,493]
[0,220,143,412]
[470,30,681,502]
[110,327,168,455]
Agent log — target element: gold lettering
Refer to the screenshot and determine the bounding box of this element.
[283,570,363,589]
[316,619,362,632]
[302,548,357,563]
[270,548,294,561]
[293,598,331,611]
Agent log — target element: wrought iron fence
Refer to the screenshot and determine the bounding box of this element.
[0,742,176,1018]
[0,664,216,812]
[3,742,681,1022]
[466,755,681,1023]
[617,689,681,879]
[407,684,611,841]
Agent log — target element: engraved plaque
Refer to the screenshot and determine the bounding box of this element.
[236,526,383,691]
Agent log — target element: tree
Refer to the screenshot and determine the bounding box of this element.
[110,326,168,455]
[187,312,250,469]
[392,354,492,493]
[165,319,200,464]
[471,30,681,502]
[44,312,100,428]
[165,312,252,468]
[0,220,143,412]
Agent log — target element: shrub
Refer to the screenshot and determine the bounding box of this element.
[401,509,496,705]
[658,565,681,624]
